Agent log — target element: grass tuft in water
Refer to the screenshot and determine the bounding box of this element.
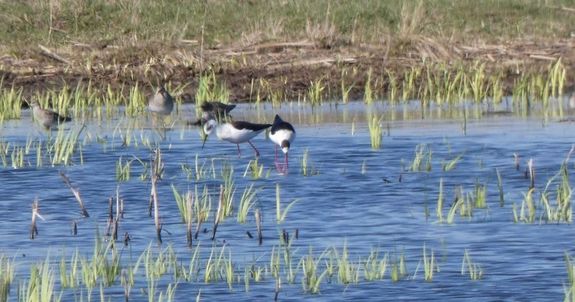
[367,113,383,150]
[461,249,483,280]
[237,184,258,224]
[410,144,432,172]
[422,244,438,282]
[275,183,299,224]
[362,249,388,281]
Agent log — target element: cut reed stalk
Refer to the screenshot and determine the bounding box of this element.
[186,191,194,248]
[60,171,89,217]
[496,168,504,207]
[528,158,535,189]
[212,185,224,241]
[255,208,263,246]
[151,148,163,244]
[30,198,42,239]
[436,178,444,222]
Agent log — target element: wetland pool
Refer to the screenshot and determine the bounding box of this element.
[0,101,574,301]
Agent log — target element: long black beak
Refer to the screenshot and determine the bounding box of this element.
[201,132,208,149]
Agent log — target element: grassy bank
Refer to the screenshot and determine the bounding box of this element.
[1,0,575,102]
[2,0,574,49]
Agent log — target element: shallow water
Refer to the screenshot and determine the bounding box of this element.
[1,101,575,301]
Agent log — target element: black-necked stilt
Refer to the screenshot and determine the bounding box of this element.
[30,100,72,130]
[202,115,271,157]
[201,101,236,118]
[188,101,237,126]
[148,86,174,115]
[269,114,296,172]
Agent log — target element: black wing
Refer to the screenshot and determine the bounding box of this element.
[271,114,295,134]
[232,121,271,131]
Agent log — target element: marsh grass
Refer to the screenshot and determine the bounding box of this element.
[171,185,192,224]
[307,78,325,107]
[363,68,375,104]
[59,251,79,289]
[340,68,356,103]
[446,189,469,224]
[333,244,360,285]
[362,249,388,281]
[514,188,536,223]
[300,149,318,176]
[410,144,432,172]
[275,183,299,224]
[237,184,258,224]
[204,245,231,284]
[390,252,407,282]
[461,250,483,280]
[367,113,383,149]
[300,249,329,294]
[49,125,86,166]
[539,162,572,223]
[195,73,230,116]
[0,86,22,122]
[243,159,266,179]
[442,154,463,172]
[115,156,132,182]
[19,258,61,302]
[473,182,487,209]
[0,256,14,301]
[565,253,575,302]
[193,185,212,240]
[422,245,437,282]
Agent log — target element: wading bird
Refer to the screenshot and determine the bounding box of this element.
[202,114,271,158]
[148,86,174,116]
[30,100,72,130]
[188,101,237,126]
[269,114,296,172]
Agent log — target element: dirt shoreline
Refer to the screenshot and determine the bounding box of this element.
[2,38,575,102]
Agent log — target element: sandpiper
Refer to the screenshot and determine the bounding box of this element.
[269,114,296,172]
[202,115,271,157]
[30,100,72,129]
[148,86,174,116]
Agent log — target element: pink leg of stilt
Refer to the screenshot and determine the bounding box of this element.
[247,140,260,157]
[274,145,278,162]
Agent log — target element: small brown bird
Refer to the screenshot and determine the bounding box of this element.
[30,100,72,129]
[148,86,174,115]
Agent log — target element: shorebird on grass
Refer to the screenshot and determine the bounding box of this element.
[148,86,174,116]
[269,114,296,173]
[30,100,72,130]
[202,114,271,158]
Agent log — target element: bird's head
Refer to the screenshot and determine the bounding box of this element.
[281,140,290,154]
[201,118,218,149]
